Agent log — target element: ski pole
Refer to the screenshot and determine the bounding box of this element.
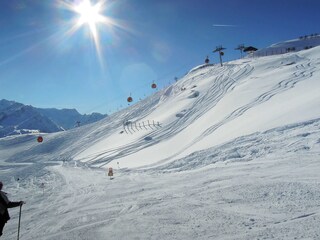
[17,204,22,240]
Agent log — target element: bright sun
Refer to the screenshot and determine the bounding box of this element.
[74,0,104,38]
[59,0,112,60]
[59,0,128,64]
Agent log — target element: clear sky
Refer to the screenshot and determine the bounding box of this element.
[0,0,319,114]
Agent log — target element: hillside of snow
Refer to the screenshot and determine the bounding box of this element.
[1,44,320,239]
[255,35,320,56]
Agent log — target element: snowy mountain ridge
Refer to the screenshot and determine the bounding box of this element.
[0,99,107,138]
[36,107,107,130]
[0,100,62,138]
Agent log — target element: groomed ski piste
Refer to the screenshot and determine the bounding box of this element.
[1,44,320,239]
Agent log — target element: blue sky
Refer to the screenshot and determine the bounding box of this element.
[0,0,319,114]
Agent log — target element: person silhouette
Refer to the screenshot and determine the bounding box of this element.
[0,181,24,237]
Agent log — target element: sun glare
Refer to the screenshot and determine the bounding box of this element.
[58,0,111,63]
[74,0,104,39]
[58,0,130,65]
[76,1,102,26]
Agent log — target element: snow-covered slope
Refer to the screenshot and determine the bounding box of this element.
[16,45,318,170]
[255,35,320,56]
[1,44,320,239]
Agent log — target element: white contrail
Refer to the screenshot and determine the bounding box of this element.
[212,24,237,27]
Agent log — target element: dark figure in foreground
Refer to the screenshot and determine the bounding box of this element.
[0,181,24,237]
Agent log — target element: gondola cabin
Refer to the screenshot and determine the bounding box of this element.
[151,83,157,89]
[37,136,43,143]
[127,96,133,103]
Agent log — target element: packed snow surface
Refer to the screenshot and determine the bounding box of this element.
[1,46,320,239]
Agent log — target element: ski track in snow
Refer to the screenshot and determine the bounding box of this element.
[163,57,317,163]
[74,53,317,167]
[200,59,315,137]
[72,63,255,167]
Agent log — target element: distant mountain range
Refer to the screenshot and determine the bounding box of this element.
[0,99,107,138]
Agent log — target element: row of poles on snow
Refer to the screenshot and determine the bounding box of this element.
[122,120,162,134]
